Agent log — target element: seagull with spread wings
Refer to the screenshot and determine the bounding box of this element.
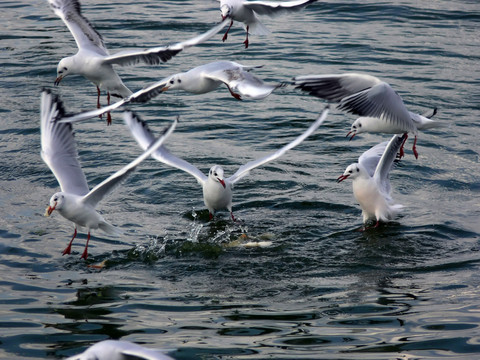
[47,0,228,123]
[123,107,329,221]
[40,90,176,259]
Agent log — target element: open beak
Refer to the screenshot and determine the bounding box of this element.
[336,174,349,183]
[54,76,63,86]
[161,86,169,92]
[44,203,56,217]
[218,178,226,188]
[346,131,356,141]
[222,15,227,20]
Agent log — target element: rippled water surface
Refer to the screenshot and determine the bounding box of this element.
[1,0,479,359]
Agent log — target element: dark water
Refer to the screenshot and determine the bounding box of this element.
[1,0,479,359]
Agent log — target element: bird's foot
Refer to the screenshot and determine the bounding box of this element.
[62,244,72,256]
[412,136,419,159]
[106,112,112,125]
[243,38,249,48]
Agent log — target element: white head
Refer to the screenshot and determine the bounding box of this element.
[54,57,76,85]
[208,165,226,188]
[347,118,366,140]
[220,4,233,20]
[161,73,185,92]
[44,192,66,216]
[337,163,362,183]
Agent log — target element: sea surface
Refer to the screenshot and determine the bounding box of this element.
[0,0,479,359]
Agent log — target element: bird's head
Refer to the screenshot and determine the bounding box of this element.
[347,118,364,140]
[44,192,65,216]
[220,4,232,20]
[54,57,75,86]
[160,74,183,92]
[337,163,360,183]
[209,165,226,188]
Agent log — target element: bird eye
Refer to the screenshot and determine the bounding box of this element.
[358,123,362,127]
[352,125,356,129]
[177,79,181,83]
[214,172,217,177]
[63,67,68,71]
[356,168,359,172]
[170,80,174,84]
[348,170,352,174]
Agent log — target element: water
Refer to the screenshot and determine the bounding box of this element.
[1,0,479,358]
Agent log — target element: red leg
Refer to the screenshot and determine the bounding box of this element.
[398,133,408,159]
[222,20,233,42]
[243,26,249,48]
[412,135,418,159]
[230,211,237,222]
[227,85,242,100]
[97,86,103,119]
[80,232,91,260]
[62,227,77,255]
[209,212,214,221]
[106,92,112,125]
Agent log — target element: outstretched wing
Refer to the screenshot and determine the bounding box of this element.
[245,0,317,16]
[373,133,406,195]
[123,112,207,185]
[58,75,173,124]
[40,89,90,196]
[102,19,229,66]
[357,141,389,178]
[48,0,108,55]
[81,115,177,208]
[228,106,329,185]
[205,63,279,100]
[294,73,415,132]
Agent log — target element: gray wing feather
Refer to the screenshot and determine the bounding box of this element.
[82,115,177,207]
[123,113,207,185]
[228,106,329,185]
[40,90,90,196]
[373,134,406,195]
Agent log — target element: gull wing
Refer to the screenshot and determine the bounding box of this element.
[48,0,108,55]
[373,133,406,195]
[293,73,381,102]
[245,0,317,16]
[81,115,177,208]
[102,19,229,66]
[58,76,172,124]
[357,141,389,178]
[123,112,207,185]
[294,73,414,132]
[40,90,89,196]
[204,64,278,100]
[228,106,329,185]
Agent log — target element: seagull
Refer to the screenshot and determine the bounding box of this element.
[65,340,174,360]
[58,61,283,124]
[48,0,228,124]
[40,89,176,259]
[336,133,406,230]
[124,106,329,221]
[293,73,440,159]
[219,0,318,48]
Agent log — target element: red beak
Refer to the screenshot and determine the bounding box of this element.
[218,178,226,188]
[336,174,350,183]
[54,76,62,86]
[346,131,356,141]
[45,203,56,216]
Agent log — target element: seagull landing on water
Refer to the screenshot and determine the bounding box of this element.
[57,61,284,124]
[65,340,174,360]
[47,0,228,124]
[123,107,329,221]
[293,73,440,159]
[336,133,407,230]
[219,0,318,48]
[40,90,176,259]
